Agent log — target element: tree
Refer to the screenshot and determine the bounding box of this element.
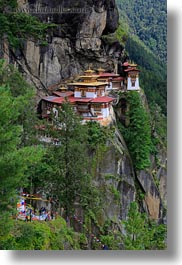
[122,202,167,250]
[37,102,89,217]
[0,85,44,238]
[0,60,40,146]
[0,61,44,240]
[122,202,149,250]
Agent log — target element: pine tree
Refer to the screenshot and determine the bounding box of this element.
[0,85,44,237]
[122,202,167,250]
[0,60,39,146]
[37,102,89,218]
[122,202,149,250]
[0,61,44,240]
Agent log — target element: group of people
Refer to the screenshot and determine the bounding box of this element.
[24,207,55,222]
[17,196,59,222]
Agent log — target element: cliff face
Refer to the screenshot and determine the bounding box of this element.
[11,0,122,97]
[89,124,167,226]
[93,128,136,223]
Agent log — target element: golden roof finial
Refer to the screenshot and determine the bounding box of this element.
[84,64,95,74]
[97,67,105,73]
[59,86,68,91]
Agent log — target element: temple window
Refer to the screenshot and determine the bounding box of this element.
[93,104,101,111]
[81,89,86,97]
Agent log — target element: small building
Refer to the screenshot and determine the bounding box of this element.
[122,62,140,91]
[111,77,125,91]
[96,68,121,92]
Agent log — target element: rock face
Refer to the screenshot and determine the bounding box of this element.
[90,124,167,224]
[115,93,167,222]
[93,128,136,223]
[136,147,167,222]
[12,0,121,96]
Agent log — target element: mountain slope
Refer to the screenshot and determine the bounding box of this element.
[116,0,167,63]
[116,0,167,114]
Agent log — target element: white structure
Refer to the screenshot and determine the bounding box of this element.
[127,72,140,91]
[123,62,140,91]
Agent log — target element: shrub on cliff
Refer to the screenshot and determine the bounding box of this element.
[119,91,152,170]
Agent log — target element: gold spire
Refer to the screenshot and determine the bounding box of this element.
[129,60,137,67]
[97,67,105,73]
[59,86,68,91]
[84,69,95,73]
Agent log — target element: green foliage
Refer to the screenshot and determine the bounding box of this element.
[150,103,167,147]
[0,62,44,241]
[101,21,128,48]
[116,0,167,63]
[86,121,114,150]
[104,174,119,181]
[35,102,89,216]
[109,185,120,201]
[123,202,149,250]
[119,92,152,170]
[124,35,167,115]
[101,34,118,45]
[0,60,40,146]
[0,85,43,209]
[0,0,17,11]
[0,1,56,48]
[115,20,129,46]
[116,0,167,115]
[123,202,167,250]
[147,221,167,250]
[86,121,107,149]
[0,217,82,250]
[100,234,121,250]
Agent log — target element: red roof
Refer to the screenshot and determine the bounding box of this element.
[75,98,92,103]
[42,95,114,105]
[51,97,65,104]
[52,91,74,97]
[124,68,140,72]
[43,96,58,102]
[91,96,114,103]
[98,73,119,78]
[112,77,125,81]
[122,62,129,67]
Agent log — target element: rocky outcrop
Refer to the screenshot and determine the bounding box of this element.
[10,0,122,96]
[92,128,136,224]
[92,125,167,223]
[137,170,162,220]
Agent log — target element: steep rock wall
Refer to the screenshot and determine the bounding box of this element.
[115,92,167,222]
[90,127,136,226]
[11,0,122,97]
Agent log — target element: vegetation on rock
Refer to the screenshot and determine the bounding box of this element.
[0,0,56,48]
[118,91,152,170]
[0,60,44,241]
[123,202,166,250]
